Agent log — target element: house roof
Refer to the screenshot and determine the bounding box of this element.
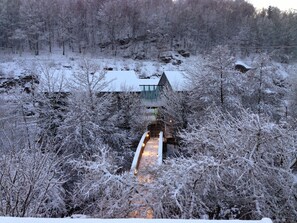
[50,69,188,93]
[103,70,189,92]
[101,71,140,92]
[101,71,160,92]
[139,78,159,86]
[162,71,189,91]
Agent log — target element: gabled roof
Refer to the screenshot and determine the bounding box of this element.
[101,71,140,92]
[162,71,189,91]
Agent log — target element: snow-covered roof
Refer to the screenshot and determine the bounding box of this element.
[163,71,189,91]
[101,71,141,92]
[139,78,160,86]
[235,60,252,69]
[101,71,160,92]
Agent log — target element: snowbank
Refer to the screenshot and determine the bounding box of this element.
[0,52,179,79]
[0,217,273,223]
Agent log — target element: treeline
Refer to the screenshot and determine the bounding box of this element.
[1,0,297,58]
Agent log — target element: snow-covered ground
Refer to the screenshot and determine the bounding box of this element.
[1,51,292,91]
[0,217,273,223]
[0,51,182,79]
[0,51,191,93]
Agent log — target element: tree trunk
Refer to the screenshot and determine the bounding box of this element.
[257,64,263,115]
[62,39,65,56]
[220,69,224,105]
[49,37,52,53]
[35,41,39,56]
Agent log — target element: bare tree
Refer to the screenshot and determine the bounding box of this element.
[244,53,287,120]
[0,92,65,217]
[0,148,65,217]
[55,59,112,158]
[70,144,136,218]
[159,86,190,137]
[143,107,297,221]
[187,48,244,121]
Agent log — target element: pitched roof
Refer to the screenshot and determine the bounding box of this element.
[163,71,189,91]
[101,71,140,92]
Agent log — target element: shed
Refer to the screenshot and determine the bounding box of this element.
[235,60,252,73]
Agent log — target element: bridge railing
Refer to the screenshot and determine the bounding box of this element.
[158,131,163,165]
[130,131,150,175]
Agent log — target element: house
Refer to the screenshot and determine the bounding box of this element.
[135,71,188,138]
[99,70,188,138]
[99,70,161,124]
[39,68,188,138]
[101,70,188,102]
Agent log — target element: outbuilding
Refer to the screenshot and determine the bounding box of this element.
[235,60,253,73]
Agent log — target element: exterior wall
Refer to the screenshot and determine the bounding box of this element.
[158,72,171,89]
[140,85,162,101]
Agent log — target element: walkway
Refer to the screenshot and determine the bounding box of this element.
[137,138,159,182]
[129,138,159,218]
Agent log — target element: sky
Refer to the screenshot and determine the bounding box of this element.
[247,0,297,11]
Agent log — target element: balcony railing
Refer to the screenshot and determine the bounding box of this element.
[140,85,163,101]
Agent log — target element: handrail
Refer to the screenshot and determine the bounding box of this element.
[158,131,163,165]
[130,131,150,175]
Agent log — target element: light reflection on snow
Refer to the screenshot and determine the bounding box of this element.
[130,138,159,218]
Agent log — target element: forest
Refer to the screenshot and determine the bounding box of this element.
[0,0,297,222]
[0,0,297,59]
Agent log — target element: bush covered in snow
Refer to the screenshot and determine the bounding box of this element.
[146,107,297,222]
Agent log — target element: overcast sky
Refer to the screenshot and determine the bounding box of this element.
[247,0,297,11]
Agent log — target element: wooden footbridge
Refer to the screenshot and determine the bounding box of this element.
[129,131,164,218]
[130,131,163,176]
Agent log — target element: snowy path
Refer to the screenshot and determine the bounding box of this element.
[129,138,159,218]
[138,138,159,176]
